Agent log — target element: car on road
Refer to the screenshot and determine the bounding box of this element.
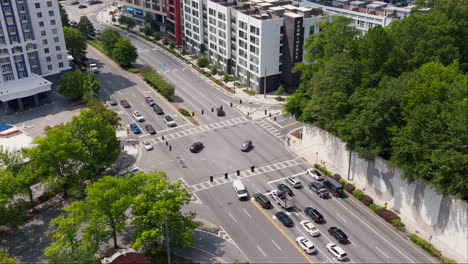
[253,193,271,209]
[216,108,225,116]
[326,243,347,261]
[69,20,78,28]
[308,182,330,199]
[233,180,248,200]
[133,111,145,122]
[277,183,293,196]
[240,140,252,152]
[300,220,320,236]
[120,100,130,108]
[323,179,344,197]
[90,63,99,73]
[296,236,317,254]
[307,168,324,180]
[328,227,348,243]
[304,207,323,223]
[190,142,204,153]
[109,96,117,106]
[286,176,302,188]
[71,1,80,5]
[275,211,293,227]
[145,124,156,134]
[88,0,102,4]
[78,4,87,9]
[145,97,156,106]
[143,140,153,151]
[164,115,176,127]
[130,123,141,134]
[152,104,164,115]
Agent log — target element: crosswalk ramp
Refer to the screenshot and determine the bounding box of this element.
[187,158,304,193]
[149,116,249,144]
[257,119,285,140]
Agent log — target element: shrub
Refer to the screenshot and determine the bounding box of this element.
[381,210,400,222]
[128,68,140,73]
[410,234,441,257]
[203,72,211,77]
[153,32,161,41]
[332,173,341,180]
[197,55,209,68]
[391,219,406,232]
[345,183,355,193]
[361,194,373,206]
[181,46,187,55]
[210,65,218,75]
[163,37,169,46]
[143,26,152,37]
[442,257,457,264]
[353,189,364,200]
[214,80,223,86]
[338,178,347,186]
[178,108,191,116]
[112,17,116,22]
[275,96,284,101]
[142,70,175,99]
[223,74,234,83]
[313,164,332,177]
[139,67,152,74]
[275,85,285,95]
[169,41,176,50]
[369,203,385,213]
[375,208,386,217]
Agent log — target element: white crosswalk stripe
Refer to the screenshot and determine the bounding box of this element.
[257,119,285,140]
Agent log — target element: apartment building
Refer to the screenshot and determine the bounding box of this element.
[118,0,183,45]
[0,0,70,113]
[183,0,326,92]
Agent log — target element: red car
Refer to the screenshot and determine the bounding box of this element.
[120,100,130,108]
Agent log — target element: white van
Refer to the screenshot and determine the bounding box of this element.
[233,180,248,200]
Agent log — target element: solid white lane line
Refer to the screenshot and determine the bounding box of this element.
[272,240,282,250]
[348,239,358,247]
[256,245,267,257]
[376,246,390,258]
[242,208,252,218]
[228,212,238,223]
[336,213,348,223]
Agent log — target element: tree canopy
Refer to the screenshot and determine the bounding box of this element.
[63,27,86,60]
[285,1,468,199]
[58,71,100,102]
[99,28,121,55]
[78,16,95,38]
[112,38,138,68]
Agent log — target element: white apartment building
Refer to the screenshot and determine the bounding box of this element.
[0,0,70,113]
[183,0,326,92]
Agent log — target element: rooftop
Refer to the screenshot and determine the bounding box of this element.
[0,74,52,101]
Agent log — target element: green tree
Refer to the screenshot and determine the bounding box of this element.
[58,2,69,27]
[0,169,29,227]
[112,38,138,68]
[47,247,100,264]
[210,65,218,75]
[163,37,169,46]
[119,16,136,30]
[143,26,152,37]
[118,16,128,26]
[0,248,18,264]
[58,71,99,101]
[131,170,197,255]
[169,41,176,50]
[78,16,95,38]
[275,85,284,95]
[99,28,121,55]
[153,32,161,41]
[197,55,209,68]
[63,27,87,60]
[87,98,121,128]
[181,46,187,55]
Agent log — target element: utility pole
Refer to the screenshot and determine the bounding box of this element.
[165,220,170,264]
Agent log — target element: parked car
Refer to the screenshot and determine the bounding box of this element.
[241,140,252,152]
[287,176,302,188]
[129,123,141,134]
[300,220,320,236]
[90,63,98,73]
[78,4,87,9]
[164,115,176,127]
[296,236,317,254]
[153,104,164,115]
[190,142,204,153]
[328,227,348,243]
[216,108,225,116]
[253,193,271,209]
[145,96,156,106]
[326,243,347,261]
[109,96,117,106]
[133,111,145,122]
[304,207,323,223]
[145,124,156,134]
[71,1,80,5]
[143,140,153,151]
[120,100,130,108]
[307,168,324,180]
[275,212,293,227]
[277,183,293,196]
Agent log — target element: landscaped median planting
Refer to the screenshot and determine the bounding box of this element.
[178,108,191,117]
[142,70,175,100]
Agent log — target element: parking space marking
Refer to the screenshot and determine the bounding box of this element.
[272,240,282,250]
[228,212,239,223]
[348,239,357,247]
[336,213,348,223]
[256,245,267,257]
[242,208,252,218]
[376,246,390,258]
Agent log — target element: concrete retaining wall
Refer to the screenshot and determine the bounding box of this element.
[291,125,467,263]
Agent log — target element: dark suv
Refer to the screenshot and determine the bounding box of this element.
[277,184,293,196]
[328,227,348,243]
[275,212,293,227]
[254,193,271,209]
[304,207,323,223]
[153,104,164,115]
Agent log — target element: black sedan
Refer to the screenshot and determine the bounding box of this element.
[328,227,348,243]
[120,100,130,108]
[78,4,87,9]
[71,1,80,5]
[278,183,293,196]
[145,124,156,134]
[275,212,293,227]
[305,207,324,223]
[216,108,225,116]
[190,142,204,153]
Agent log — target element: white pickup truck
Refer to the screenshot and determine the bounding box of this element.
[270,189,296,209]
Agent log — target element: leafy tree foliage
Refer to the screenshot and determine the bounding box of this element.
[118,16,136,30]
[0,248,18,264]
[99,28,121,55]
[63,27,86,60]
[58,71,100,101]
[58,2,69,27]
[78,16,95,38]
[143,26,152,37]
[87,98,121,128]
[197,55,209,68]
[47,247,100,264]
[0,169,29,227]
[112,38,138,68]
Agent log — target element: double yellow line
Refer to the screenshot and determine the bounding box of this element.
[250,199,314,263]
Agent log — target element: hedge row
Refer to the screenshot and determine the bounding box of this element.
[142,70,175,99]
[410,234,441,257]
[178,108,191,117]
[345,183,355,193]
[313,164,332,177]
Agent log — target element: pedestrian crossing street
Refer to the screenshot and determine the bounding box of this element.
[187,158,304,193]
[148,116,250,144]
[257,119,285,140]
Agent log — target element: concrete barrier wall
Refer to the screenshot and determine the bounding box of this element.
[294,125,467,263]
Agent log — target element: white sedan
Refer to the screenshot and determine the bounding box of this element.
[326,243,347,261]
[143,140,153,151]
[296,236,316,254]
[133,111,145,122]
[300,220,320,236]
[307,168,324,180]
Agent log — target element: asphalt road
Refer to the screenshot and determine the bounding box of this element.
[58,2,438,263]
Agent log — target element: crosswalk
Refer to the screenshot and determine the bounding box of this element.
[187,158,304,193]
[149,116,249,144]
[257,119,285,140]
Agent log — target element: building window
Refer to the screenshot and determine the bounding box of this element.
[55,46,60,51]
[35,3,40,8]
[46,56,51,62]
[6,17,13,25]
[59,62,64,68]
[309,25,315,35]
[37,12,42,18]
[24,33,31,40]
[44,48,49,53]
[11,36,17,43]
[54,37,59,42]
[47,1,52,7]
[3,74,15,82]
[18,5,25,12]
[49,10,54,16]
[8,27,16,34]
[39,21,44,27]
[51,20,56,25]
[57,54,62,59]
[20,15,27,22]
[52,28,57,34]
[42,39,48,45]
[3,7,11,15]
[250,25,259,35]
[47,64,52,70]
